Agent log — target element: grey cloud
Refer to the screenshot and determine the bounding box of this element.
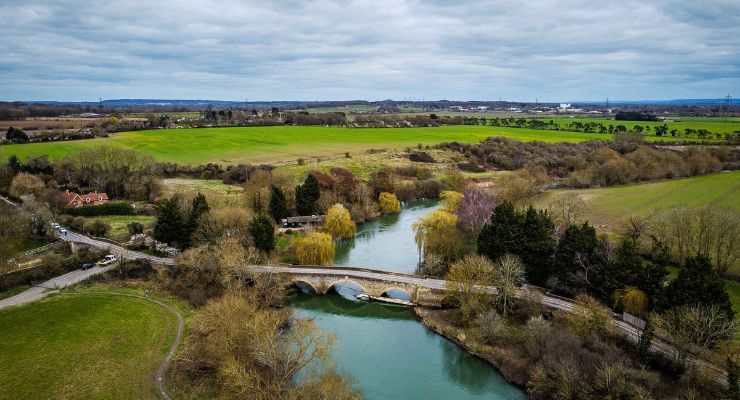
[0,0,738,101]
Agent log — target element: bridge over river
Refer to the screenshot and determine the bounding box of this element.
[0,222,721,381]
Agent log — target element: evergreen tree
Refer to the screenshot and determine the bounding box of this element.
[7,154,22,174]
[249,214,275,252]
[477,201,522,262]
[185,193,209,247]
[659,253,734,319]
[598,239,644,301]
[520,206,556,286]
[553,222,599,293]
[295,174,320,215]
[268,185,290,223]
[154,195,185,248]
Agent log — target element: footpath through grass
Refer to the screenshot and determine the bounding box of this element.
[1,125,692,165]
[0,291,177,400]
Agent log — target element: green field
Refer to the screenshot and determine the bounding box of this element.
[545,117,739,135]
[83,215,156,242]
[537,171,740,230]
[0,292,177,399]
[1,125,701,165]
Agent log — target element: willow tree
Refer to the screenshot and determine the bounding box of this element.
[378,192,401,214]
[612,286,648,318]
[323,204,356,239]
[296,232,335,265]
[440,190,464,212]
[413,209,465,262]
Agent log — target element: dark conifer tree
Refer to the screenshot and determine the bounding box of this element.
[7,154,22,174]
[154,195,185,248]
[659,253,733,320]
[295,174,320,215]
[520,206,557,286]
[185,193,209,247]
[268,185,290,223]
[477,201,522,262]
[553,222,599,294]
[249,214,275,252]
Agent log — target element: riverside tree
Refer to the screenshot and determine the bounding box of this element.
[445,254,495,322]
[378,192,401,214]
[323,204,356,239]
[658,253,733,319]
[296,232,335,266]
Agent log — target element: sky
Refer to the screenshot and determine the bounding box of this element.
[0,0,738,102]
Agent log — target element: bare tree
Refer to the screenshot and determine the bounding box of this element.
[492,254,526,319]
[548,193,586,235]
[654,305,737,366]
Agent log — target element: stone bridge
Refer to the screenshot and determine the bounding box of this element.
[251,265,449,306]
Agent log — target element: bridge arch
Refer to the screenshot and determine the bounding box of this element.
[291,279,318,294]
[327,279,367,297]
[381,287,414,301]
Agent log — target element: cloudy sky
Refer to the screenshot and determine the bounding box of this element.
[0,0,738,102]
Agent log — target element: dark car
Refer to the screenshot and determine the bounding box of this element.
[81,263,95,270]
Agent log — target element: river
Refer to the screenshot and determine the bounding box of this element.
[333,198,441,274]
[288,200,527,400]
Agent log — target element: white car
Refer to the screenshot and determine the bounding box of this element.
[96,254,118,267]
[59,228,68,235]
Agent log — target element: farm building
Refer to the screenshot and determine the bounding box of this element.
[281,215,325,228]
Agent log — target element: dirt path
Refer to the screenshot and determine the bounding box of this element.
[56,292,185,400]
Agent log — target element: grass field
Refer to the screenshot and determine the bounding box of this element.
[162,178,244,207]
[0,125,702,166]
[536,171,740,230]
[83,215,156,242]
[0,292,177,400]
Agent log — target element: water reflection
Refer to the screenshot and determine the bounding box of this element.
[334,199,441,274]
[290,293,527,400]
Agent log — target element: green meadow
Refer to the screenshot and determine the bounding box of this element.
[0,292,177,400]
[536,171,740,230]
[0,125,698,165]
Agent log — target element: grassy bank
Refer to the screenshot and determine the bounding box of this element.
[81,215,156,242]
[0,291,177,400]
[1,124,699,165]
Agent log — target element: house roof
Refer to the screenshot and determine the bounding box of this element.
[81,192,109,201]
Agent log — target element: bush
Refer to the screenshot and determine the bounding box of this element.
[127,222,144,235]
[64,201,134,217]
[85,219,111,237]
[295,232,335,265]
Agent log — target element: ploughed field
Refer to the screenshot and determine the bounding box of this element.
[1,124,706,165]
[0,293,177,400]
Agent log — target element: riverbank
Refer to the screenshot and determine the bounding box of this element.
[414,307,532,389]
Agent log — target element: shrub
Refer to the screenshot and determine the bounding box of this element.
[85,219,111,237]
[64,201,134,217]
[127,222,144,235]
[378,192,401,214]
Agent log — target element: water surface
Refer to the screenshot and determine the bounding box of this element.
[290,293,526,400]
[334,198,441,274]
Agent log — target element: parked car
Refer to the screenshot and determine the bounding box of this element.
[81,263,95,270]
[59,228,68,235]
[96,254,118,267]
